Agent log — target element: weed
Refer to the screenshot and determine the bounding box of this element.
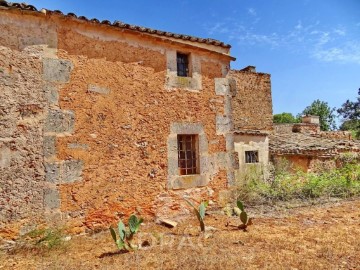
[7,227,67,254]
[26,228,65,249]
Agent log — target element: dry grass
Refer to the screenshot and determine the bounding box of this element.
[1,199,360,270]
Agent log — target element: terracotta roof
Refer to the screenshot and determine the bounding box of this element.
[269,133,360,157]
[0,1,231,49]
[234,130,269,136]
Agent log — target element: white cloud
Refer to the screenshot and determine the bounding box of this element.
[206,22,230,35]
[247,8,256,16]
[204,19,360,65]
[317,32,331,46]
[334,29,346,36]
[295,20,303,30]
[313,42,360,64]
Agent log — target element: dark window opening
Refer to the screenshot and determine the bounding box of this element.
[177,53,189,77]
[245,151,259,163]
[177,134,198,175]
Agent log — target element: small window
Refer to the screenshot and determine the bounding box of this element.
[177,134,198,175]
[245,151,259,163]
[177,53,189,77]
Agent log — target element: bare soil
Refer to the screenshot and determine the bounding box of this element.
[1,199,359,270]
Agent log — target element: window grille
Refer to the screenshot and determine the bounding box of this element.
[177,134,198,175]
[177,53,189,77]
[245,151,259,163]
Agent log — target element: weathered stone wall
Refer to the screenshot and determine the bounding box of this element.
[319,131,353,140]
[271,154,338,173]
[0,9,237,237]
[0,11,60,238]
[292,123,320,134]
[271,155,310,173]
[0,5,246,237]
[229,69,273,132]
[274,124,295,134]
[54,20,235,231]
[308,158,337,172]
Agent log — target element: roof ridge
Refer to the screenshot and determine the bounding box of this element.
[0,0,231,49]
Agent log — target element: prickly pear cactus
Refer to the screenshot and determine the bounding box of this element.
[237,199,252,229]
[109,214,143,251]
[185,199,208,232]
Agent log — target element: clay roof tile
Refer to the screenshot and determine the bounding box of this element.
[100,20,111,25]
[52,10,63,15]
[66,12,77,18]
[78,15,88,21]
[0,1,231,49]
[90,18,100,23]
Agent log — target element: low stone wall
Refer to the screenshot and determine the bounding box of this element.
[274,124,294,134]
[292,123,320,134]
[319,131,353,140]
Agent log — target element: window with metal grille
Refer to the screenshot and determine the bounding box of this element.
[177,134,199,175]
[177,53,189,77]
[245,151,259,163]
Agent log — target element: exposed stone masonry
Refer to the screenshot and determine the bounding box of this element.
[229,68,273,132]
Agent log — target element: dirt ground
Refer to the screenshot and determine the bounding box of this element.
[1,199,359,270]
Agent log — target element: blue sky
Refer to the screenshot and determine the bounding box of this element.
[26,0,360,121]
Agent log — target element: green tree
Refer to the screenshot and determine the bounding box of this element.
[337,89,360,139]
[299,99,337,131]
[273,112,300,124]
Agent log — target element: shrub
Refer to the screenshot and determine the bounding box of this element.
[235,163,360,204]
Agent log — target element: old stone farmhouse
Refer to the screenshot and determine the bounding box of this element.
[271,115,360,173]
[0,2,273,238]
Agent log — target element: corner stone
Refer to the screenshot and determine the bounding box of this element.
[62,160,83,183]
[43,136,56,158]
[44,188,60,209]
[43,58,73,83]
[45,162,60,183]
[44,110,75,133]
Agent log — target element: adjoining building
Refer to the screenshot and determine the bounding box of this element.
[271,115,360,172]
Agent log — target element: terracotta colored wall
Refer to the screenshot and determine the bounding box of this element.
[229,70,273,132]
[272,155,339,173]
[0,9,236,237]
[54,22,233,231]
